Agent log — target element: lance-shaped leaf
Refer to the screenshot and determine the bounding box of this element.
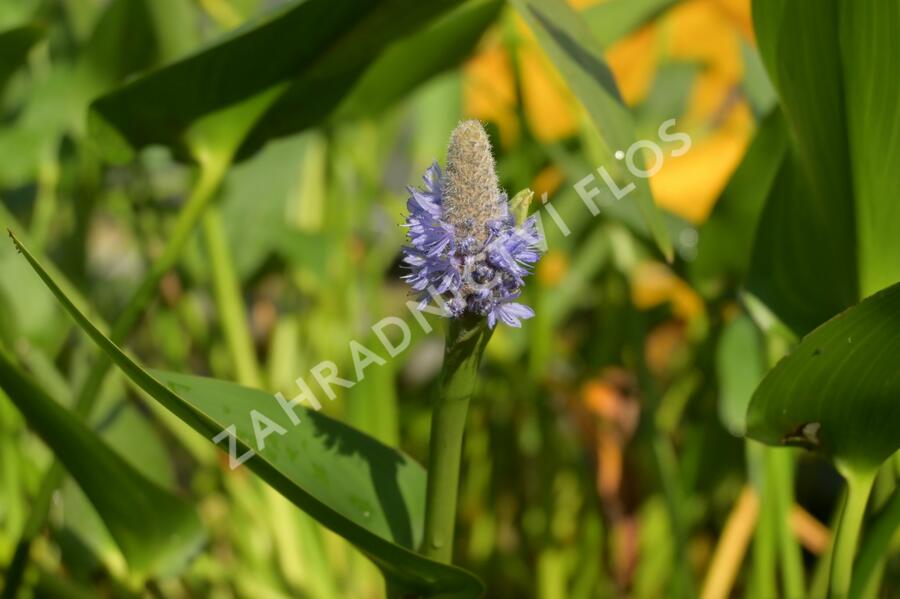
[0,350,204,577]
[8,232,483,597]
[88,0,475,164]
[746,281,900,472]
[510,0,673,261]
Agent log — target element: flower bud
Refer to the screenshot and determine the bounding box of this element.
[442,120,504,244]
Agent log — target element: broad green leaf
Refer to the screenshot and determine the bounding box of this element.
[0,23,43,96]
[9,234,484,597]
[511,0,673,261]
[690,109,788,290]
[88,0,469,164]
[715,314,764,437]
[0,350,204,577]
[840,1,900,296]
[746,281,900,472]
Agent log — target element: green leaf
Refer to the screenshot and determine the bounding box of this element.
[749,0,858,334]
[752,0,854,226]
[0,350,204,577]
[839,1,900,296]
[715,313,764,437]
[0,23,44,97]
[511,0,673,261]
[8,233,484,597]
[746,281,900,472]
[748,0,900,330]
[88,0,470,164]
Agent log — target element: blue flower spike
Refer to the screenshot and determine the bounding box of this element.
[402,120,544,329]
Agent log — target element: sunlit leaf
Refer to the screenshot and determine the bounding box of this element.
[8,233,484,597]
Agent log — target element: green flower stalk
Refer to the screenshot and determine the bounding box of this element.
[422,315,493,563]
[404,121,544,564]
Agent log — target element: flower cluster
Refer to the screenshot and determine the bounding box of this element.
[402,120,543,328]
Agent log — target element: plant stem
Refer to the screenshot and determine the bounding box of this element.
[201,206,263,388]
[422,316,492,563]
[767,448,805,598]
[747,442,776,599]
[829,467,876,599]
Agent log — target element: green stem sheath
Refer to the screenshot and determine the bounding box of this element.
[829,467,876,599]
[422,316,492,563]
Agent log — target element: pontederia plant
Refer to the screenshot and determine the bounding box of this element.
[402,120,543,563]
